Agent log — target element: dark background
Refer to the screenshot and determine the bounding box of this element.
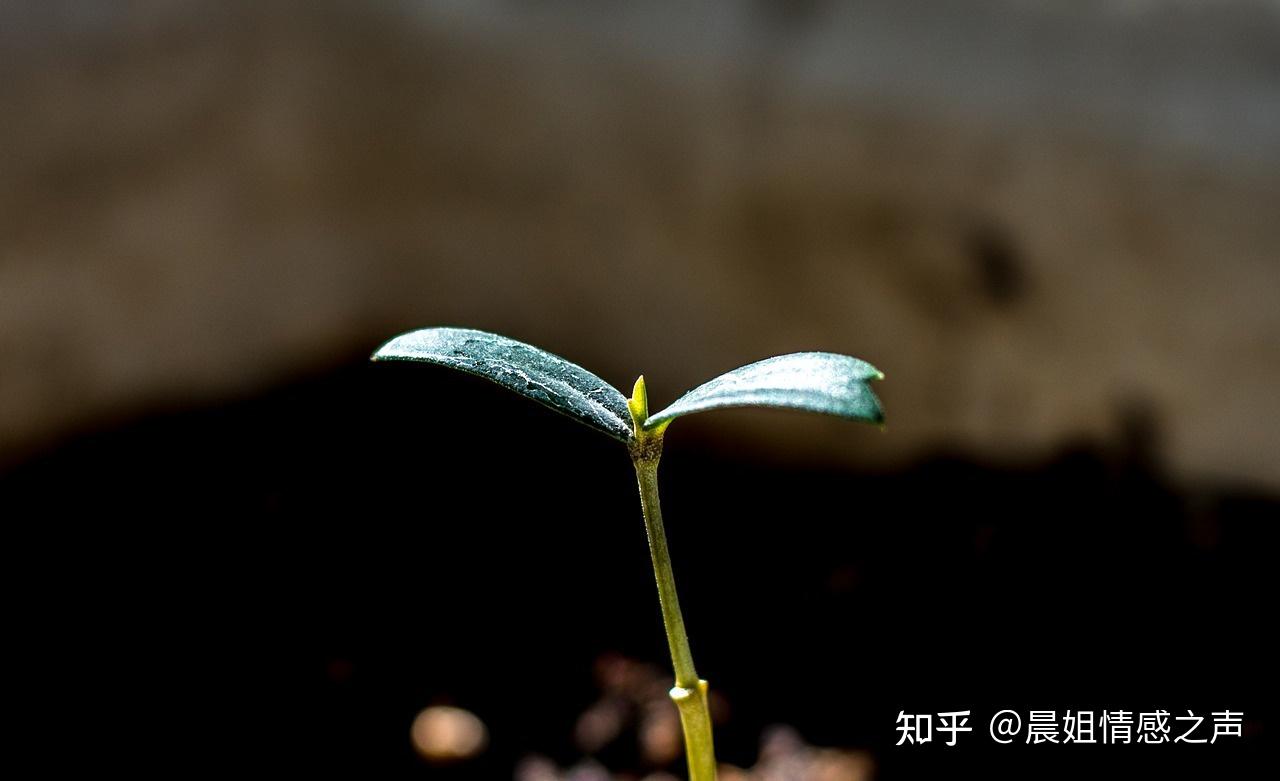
[6,358,1272,779]
[3,2,1276,779]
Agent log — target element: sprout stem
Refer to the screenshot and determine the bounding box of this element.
[633,457,698,686]
[629,377,717,781]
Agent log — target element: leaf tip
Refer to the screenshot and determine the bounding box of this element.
[369,335,404,363]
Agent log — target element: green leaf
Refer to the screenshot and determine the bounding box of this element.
[645,352,884,430]
[372,327,633,442]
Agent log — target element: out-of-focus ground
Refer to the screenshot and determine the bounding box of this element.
[4,0,1279,488]
[504,654,874,781]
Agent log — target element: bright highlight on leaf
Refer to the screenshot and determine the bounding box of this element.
[643,352,884,431]
[372,327,633,442]
[371,327,883,440]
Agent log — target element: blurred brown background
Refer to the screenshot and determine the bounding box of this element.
[4,0,1279,487]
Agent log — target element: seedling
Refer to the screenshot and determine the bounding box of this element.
[372,327,884,780]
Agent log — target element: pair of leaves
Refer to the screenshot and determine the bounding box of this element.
[372,327,883,444]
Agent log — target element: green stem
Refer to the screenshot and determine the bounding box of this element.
[628,377,717,781]
[633,457,698,687]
